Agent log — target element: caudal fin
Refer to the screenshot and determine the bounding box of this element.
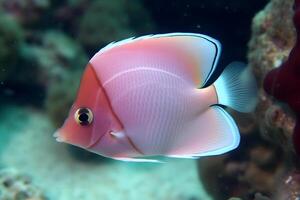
[214,62,257,112]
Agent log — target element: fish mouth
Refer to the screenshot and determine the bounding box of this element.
[53,130,66,142]
[53,129,103,149]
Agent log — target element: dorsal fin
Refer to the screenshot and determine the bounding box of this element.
[93,33,222,87]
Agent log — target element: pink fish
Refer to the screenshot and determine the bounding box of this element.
[54,33,257,162]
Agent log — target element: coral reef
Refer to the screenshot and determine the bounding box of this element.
[0,168,46,200]
[263,0,300,156]
[248,0,296,154]
[198,0,300,199]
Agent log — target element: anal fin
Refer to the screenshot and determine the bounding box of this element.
[166,106,240,158]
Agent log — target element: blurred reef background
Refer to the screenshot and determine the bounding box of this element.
[199,0,300,199]
[1,0,300,200]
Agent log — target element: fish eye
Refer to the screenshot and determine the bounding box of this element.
[75,108,93,126]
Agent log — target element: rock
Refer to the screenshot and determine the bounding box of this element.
[0,168,46,200]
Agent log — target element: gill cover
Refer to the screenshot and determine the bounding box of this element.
[57,63,116,148]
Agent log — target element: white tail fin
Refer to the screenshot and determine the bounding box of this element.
[214,62,257,113]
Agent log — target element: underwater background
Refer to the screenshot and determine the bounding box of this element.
[1,0,300,199]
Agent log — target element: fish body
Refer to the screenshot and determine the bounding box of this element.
[54,33,257,162]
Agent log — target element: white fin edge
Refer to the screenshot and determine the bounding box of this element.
[194,106,240,156]
[166,155,198,159]
[95,33,221,85]
[112,157,164,163]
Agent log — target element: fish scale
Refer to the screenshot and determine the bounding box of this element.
[104,69,197,155]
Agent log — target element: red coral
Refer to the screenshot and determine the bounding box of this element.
[264,0,300,155]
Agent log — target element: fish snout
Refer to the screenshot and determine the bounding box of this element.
[53,129,66,143]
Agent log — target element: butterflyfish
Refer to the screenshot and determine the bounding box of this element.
[54,33,257,163]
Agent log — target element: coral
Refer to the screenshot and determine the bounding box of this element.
[248,0,297,154]
[53,0,88,34]
[20,31,87,87]
[0,168,46,200]
[0,0,50,25]
[9,30,88,125]
[263,0,300,156]
[78,0,154,50]
[198,138,286,200]
[78,0,133,47]
[273,171,300,199]
[0,13,24,84]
